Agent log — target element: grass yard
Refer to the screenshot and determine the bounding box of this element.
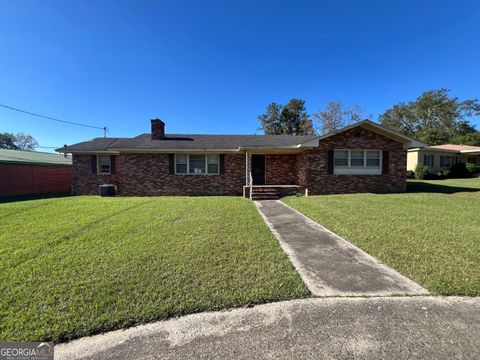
[284,178,480,296]
[0,196,309,343]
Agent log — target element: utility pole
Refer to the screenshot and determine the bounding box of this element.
[103,127,107,138]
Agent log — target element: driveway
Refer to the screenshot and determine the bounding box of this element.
[57,296,480,360]
[255,200,428,296]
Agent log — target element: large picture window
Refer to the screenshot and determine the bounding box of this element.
[334,150,382,175]
[175,154,219,175]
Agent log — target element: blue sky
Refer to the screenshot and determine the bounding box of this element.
[1,0,479,150]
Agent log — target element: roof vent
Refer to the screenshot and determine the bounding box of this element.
[151,119,165,140]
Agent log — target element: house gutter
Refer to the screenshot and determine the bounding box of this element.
[459,150,480,155]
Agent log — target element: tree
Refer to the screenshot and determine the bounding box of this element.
[450,131,480,146]
[258,99,314,135]
[0,132,38,150]
[380,89,480,145]
[14,133,38,151]
[313,101,370,135]
[0,132,19,150]
[258,103,283,135]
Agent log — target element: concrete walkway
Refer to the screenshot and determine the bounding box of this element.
[56,296,480,360]
[255,200,428,296]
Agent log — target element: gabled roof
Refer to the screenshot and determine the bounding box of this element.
[0,148,72,165]
[317,120,426,149]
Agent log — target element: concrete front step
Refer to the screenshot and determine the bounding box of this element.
[251,189,280,200]
[252,197,280,201]
[251,189,280,193]
[244,185,302,200]
[251,193,280,200]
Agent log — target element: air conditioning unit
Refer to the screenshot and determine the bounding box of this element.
[99,184,116,197]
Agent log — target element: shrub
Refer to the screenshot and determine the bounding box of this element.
[465,162,476,174]
[450,163,471,178]
[424,172,440,180]
[406,170,415,179]
[414,165,429,180]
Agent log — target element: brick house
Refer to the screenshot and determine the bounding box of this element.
[57,119,424,199]
[0,149,72,197]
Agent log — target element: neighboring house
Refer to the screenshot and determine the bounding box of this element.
[0,149,72,197]
[407,144,480,173]
[57,119,423,199]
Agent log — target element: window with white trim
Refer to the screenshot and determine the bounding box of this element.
[97,155,111,174]
[334,150,348,167]
[367,150,381,167]
[189,154,206,174]
[175,154,219,175]
[350,150,364,167]
[175,154,187,174]
[207,154,219,173]
[423,154,434,167]
[334,150,382,175]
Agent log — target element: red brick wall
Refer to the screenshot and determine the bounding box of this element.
[72,154,245,196]
[294,152,308,187]
[265,154,297,185]
[0,163,72,197]
[305,127,406,194]
[72,155,120,195]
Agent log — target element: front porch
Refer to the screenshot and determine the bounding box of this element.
[242,152,307,200]
[243,184,305,200]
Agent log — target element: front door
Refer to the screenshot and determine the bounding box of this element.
[251,155,266,185]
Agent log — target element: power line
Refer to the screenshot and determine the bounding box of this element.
[0,103,107,137]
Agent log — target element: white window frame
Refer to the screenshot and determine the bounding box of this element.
[97,155,111,175]
[334,149,382,175]
[174,154,220,175]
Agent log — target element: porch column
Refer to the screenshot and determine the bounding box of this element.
[245,152,247,186]
[245,152,251,186]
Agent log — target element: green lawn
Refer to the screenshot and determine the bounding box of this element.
[0,196,309,343]
[284,178,480,296]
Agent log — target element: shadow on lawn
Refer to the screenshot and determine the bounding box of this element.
[407,181,480,194]
[0,192,71,204]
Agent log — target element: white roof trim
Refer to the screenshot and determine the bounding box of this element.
[415,147,460,154]
[296,138,320,147]
[60,146,311,155]
[407,147,480,155]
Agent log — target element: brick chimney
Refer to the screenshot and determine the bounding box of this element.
[151,118,165,140]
